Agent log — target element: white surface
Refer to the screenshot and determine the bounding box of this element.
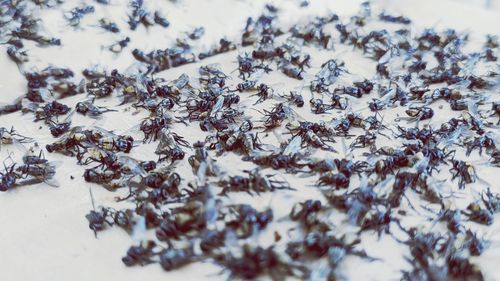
[0,1,499,281]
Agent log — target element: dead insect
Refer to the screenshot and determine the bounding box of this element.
[65,5,95,27]
[465,133,496,156]
[122,241,157,267]
[449,160,476,189]
[262,103,294,130]
[0,127,32,147]
[7,46,29,64]
[252,83,273,104]
[155,129,190,162]
[280,91,304,107]
[218,168,291,195]
[379,12,411,24]
[97,18,120,33]
[0,160,17,192]
[76,98,116,118]
[222,204,273,238]
[216,244,308,281]
[235,79,258,92]
[154,11,170,28]
[237,53,271,79]
[159,245,199,271]
[109,37,130,53]
[310,59,347,92]
[187,27,205,40]
[482,188,500,213]
[463,203,493,225]
[404,106,434,121]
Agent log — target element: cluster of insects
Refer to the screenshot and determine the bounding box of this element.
[1,1,499,280]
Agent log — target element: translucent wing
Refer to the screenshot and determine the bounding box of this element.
[283,135,302,155]
[210,95,225,117]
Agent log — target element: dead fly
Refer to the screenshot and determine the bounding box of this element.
[235,79,258,92]
[154,11,170,28]
[89,127,135,153]
[216,244,307,281]
[465,133,496,156]
[159,245,199,271]
[85,188,115,236]
[286,232,376,266]
[10,23,61,47]
[310,59,347,93]
[0,159,17,192]
[208,121,260,155]
[289,199,330,232]
[15,150,58,187]
[199,229,226,255]
[141,165,179,190]
[7,46,29,64]
[97,18,120,33]
[187,27,205,40]
[155,128,190,162]
[261,103,295,130]
[279,91,304,107]
[379,12,411,24]
[127,0,153,30]
[65,5,95,27]
[237,53,271,79]
[463,202,493,225]
[0,127,32,147]
[199,38,236,60]
[83,168,122,188]
[25,100,71,124]
[48,112,73,137]
[247,151,306,173]
[309,98,333,114]
[109,37,130,53]
[139,116,173,142]
[251,83,273,104]
[281,64,305,80]
[403,106,434,121]
[482,188,500,213]
[221,204,274,238]
[122,241,157,267]
[358,207,400,237]
[373,151,411,179]
[76,98,116,118]
[217,168,291,195]
[155,202,207,241]
[449,160,476,189]
[286,121,336,149]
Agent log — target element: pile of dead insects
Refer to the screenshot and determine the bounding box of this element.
[1,1,500,280]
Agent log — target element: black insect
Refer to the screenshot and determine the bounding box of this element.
[449,160,476,189]
[235,79,258,92]
[465,134,496,156]
[252,83,273,104]
[0,160,17,192]
[280,91,304,107]
[98,18,120,33]
[65,5,95,27]
[379,12,411,24]
[262,103,294,130]
[122,241,157,267]
[218,169,291,195]
[187,27,205,40]
[76,99,116,118]
[159,245,199,271]
[154,11,170,28]
[463,203,493,225]
[215,244,308,281]
[109,37,131,53]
